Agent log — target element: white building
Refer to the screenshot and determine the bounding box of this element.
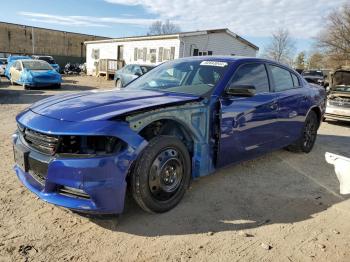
[84,28,259,76]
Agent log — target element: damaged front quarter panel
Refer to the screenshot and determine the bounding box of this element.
[125,100,215,178]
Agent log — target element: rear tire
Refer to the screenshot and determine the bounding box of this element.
[131,136,191,213]
[286,110,319,153]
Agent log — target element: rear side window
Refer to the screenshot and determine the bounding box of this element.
[291,73,300,87]
[229,63,270,93]
[270,65,294,91]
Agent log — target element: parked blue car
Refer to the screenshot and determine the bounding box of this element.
[9,59,62,89]
[114,64,155,88]
[5,55,31,79]
[32,55,60,73]
[13,56,326,214]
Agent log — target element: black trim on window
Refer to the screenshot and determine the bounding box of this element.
[224,62,272,95]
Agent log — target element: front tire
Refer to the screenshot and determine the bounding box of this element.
[286,111,319,153]
[131,136,191,213]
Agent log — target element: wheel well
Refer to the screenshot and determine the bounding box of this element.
[311,107,321,127]
[139,119,194,155]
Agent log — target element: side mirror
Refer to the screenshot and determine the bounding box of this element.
[226,84,256,97]
[134,71,142,77]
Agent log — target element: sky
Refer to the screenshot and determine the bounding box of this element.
[1,0,348,56]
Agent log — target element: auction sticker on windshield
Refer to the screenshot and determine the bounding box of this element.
[200,61,228,67]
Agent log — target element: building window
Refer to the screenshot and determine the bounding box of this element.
[91,49,100,59]
[158,47,164,62]
[150,49,156,63]
[208,51,213,55]
[163,49,170,60]
[193,49,199,56]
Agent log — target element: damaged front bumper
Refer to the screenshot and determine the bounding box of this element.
[325,105,350,122]
[13,110,147,214]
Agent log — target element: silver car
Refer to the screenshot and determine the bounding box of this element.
[325,69,350,122]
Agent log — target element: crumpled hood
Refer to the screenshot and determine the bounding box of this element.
[30,89,200,122]
[332,70,350,87]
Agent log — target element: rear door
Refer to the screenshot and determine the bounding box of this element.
[268,64,307,144]
[217,62,281,167]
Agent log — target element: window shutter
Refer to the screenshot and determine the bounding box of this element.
[134,48,138,61]
[158,47,163,62]
[170,47,175,60]
[143,47,147,62]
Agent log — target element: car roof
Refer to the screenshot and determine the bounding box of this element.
[33,55,53,58]
[128,64,155,67]
[175,55,281,64]
[18,59,49,63]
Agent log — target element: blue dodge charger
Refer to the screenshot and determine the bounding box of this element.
[13,56,326,214]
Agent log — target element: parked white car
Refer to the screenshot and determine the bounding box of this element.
[326,152,350,194]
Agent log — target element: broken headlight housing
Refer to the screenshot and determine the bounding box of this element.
[57,136,127,157]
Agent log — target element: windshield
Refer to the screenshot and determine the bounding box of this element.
[126,60,230,96]
[0,58,7,65]
[302,70,323,77]
[38,57,55,64]
[22,60,53,70]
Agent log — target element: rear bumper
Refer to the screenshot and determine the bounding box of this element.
[22,79,62,87]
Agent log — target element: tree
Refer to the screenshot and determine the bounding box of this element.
[148,20,181,35]
[295,52,306,69]
[317,3,350,66]
[263,28,295,65]
[308,52,324,69]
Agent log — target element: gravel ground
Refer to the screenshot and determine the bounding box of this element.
[0,75,350,262]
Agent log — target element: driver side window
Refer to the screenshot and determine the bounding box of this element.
[13,61,22,71]
[229,63,270,93]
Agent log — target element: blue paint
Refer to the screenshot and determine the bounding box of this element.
[4,55,31,79]
[13,56,326,214]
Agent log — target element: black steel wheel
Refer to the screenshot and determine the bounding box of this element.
[286,111,319,153]
[131,136,191,213]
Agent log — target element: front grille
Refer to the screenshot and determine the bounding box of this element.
[23,128,59,155]
[58,187,90,199]
[329,98,350,108]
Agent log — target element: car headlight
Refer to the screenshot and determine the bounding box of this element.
[57,136,127,156]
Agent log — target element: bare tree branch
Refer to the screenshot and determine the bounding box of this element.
[148,20,181,35]
[263,28,295,65]
[317,3,350,64]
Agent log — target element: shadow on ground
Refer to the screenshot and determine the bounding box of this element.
[89,134,350,236]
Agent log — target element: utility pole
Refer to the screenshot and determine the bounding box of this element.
[32,27,35,54]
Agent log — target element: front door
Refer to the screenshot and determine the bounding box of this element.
[217,62,281,167]
[10,61,22,82]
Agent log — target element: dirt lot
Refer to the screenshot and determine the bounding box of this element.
[0,75,350,262]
